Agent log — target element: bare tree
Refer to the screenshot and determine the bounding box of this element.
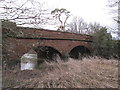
[51,8,70,31]
[69,16,88,34]
[69,17,78,33]
[87,22,101,35]
[108,0,120,23]
[78,18,88,34]
[108,0,120,38]
[0,0,49,27]
[69,16,102,35]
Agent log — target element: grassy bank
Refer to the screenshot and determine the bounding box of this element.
[3,57,118,88]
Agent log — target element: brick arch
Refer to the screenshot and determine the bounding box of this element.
[2,21,93,63]
[28,41,61,53]
[69,45,91,59]
[33,45,62,63]
[67,43,91,54]
[33,45,62,56]
[69,45,91,53]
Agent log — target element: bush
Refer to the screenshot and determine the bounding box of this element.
[61,53,69,61]
[92,27,114,59]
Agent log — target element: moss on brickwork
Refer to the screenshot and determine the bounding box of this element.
[2,20,16,30]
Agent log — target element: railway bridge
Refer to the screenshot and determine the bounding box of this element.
[2,21,93,64]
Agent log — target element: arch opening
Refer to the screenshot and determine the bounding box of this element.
[34,46,62,64]
[21,49,37,70]
[69,46,91,59]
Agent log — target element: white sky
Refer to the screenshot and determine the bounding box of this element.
[45,0,117,29]
[42,0,118,38]
[1,0,117,28]
[1,0,118,37]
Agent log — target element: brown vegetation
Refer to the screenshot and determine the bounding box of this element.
[3,57,118,88]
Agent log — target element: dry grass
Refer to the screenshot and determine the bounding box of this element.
[3,57,118,88]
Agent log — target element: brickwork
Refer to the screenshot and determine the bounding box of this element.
[2,21,93,61]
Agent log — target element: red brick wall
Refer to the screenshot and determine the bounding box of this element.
[3,37,92,60]
[17,27,92,41]
[2,21,92,61]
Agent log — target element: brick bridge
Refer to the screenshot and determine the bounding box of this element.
[2,21,93,63]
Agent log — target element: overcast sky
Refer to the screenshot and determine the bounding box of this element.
[0,0,118,37]
[44,0,117,29]
[1,0,117,28]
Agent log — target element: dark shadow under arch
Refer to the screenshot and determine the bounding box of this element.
[69,46,91,59]
[34,46,62,63]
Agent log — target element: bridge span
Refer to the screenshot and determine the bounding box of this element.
[2,21,93,63]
